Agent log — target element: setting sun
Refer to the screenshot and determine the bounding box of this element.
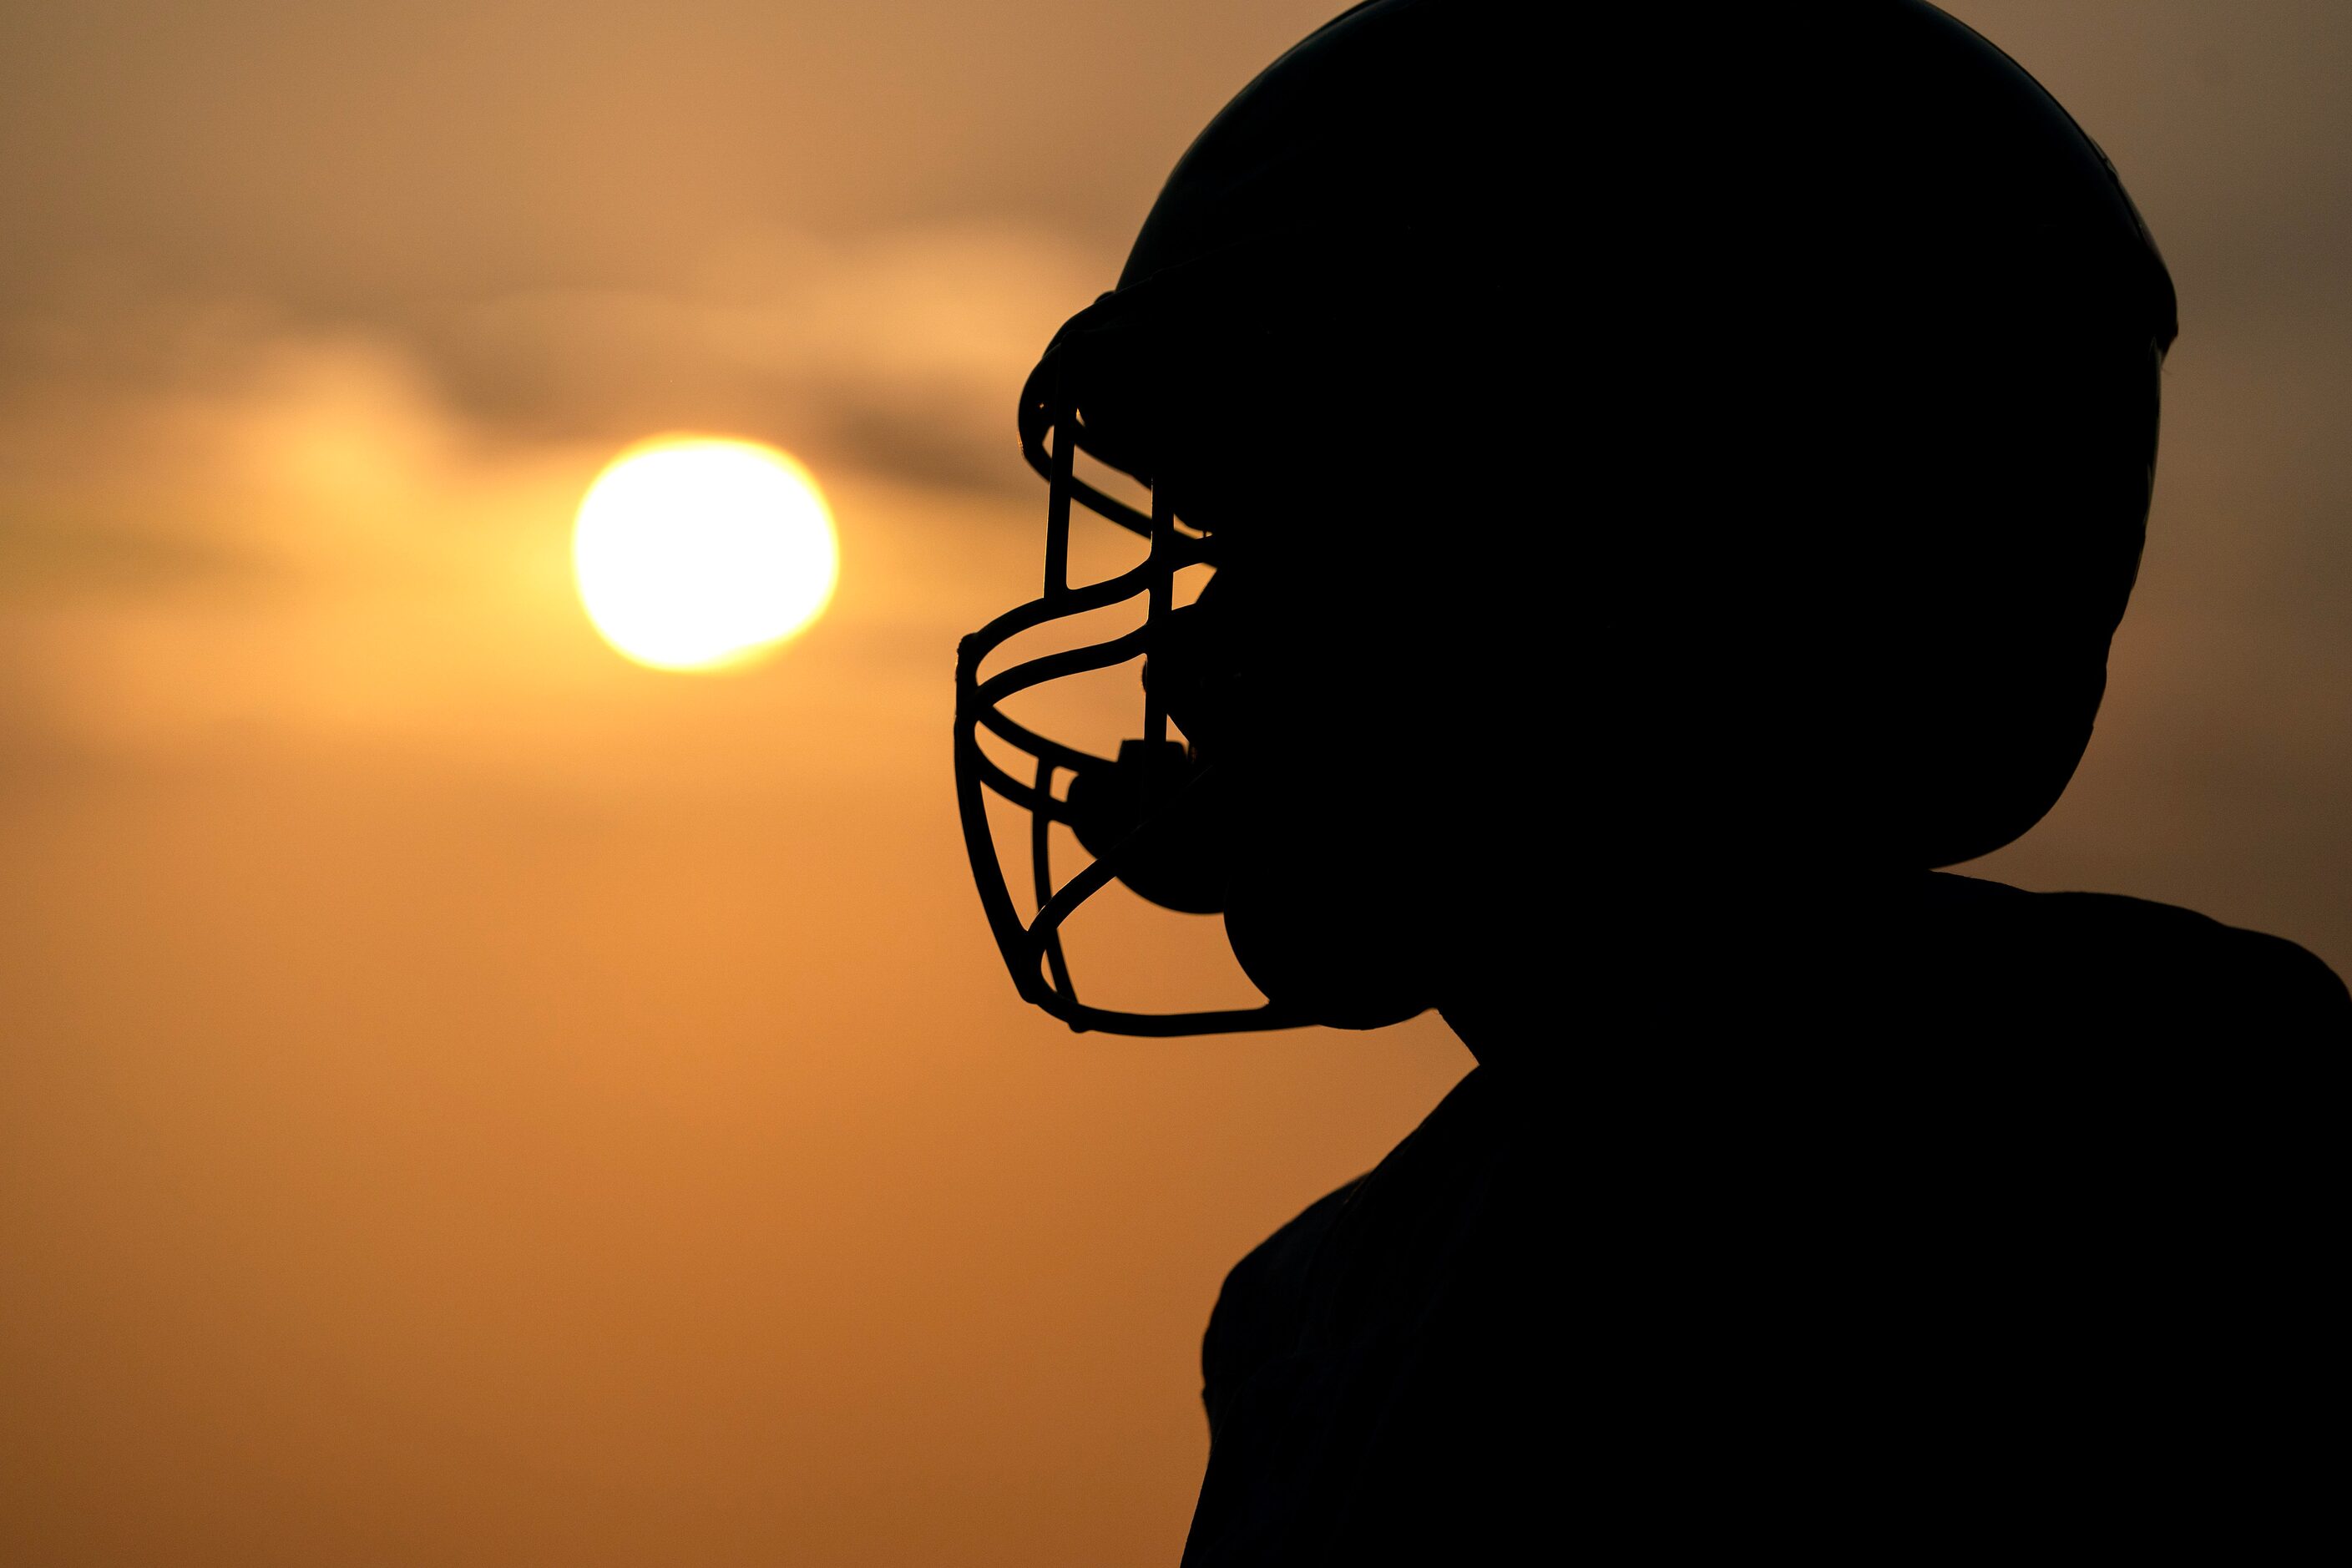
[574,437,839,671]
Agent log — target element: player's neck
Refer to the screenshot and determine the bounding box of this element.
[1437,862,1935,1072]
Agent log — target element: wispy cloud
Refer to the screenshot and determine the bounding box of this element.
[398,222,1108,492]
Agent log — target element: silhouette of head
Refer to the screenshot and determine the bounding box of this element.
[954,0,2178,1034]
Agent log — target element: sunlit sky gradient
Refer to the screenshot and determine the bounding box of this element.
[4,4,2350,1564]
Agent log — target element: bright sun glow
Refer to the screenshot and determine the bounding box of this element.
[574,437,838,671]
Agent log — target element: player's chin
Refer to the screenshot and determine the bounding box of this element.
[1222,862,1436,1031]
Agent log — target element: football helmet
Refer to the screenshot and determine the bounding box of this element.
[953,0,2179,1034]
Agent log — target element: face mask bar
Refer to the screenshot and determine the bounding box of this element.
[953,382,1305,1036]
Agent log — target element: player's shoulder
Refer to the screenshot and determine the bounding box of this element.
[1200,1175,1363,1434]
[1925,873,2351,1034]
[1200,1067,1510,1429]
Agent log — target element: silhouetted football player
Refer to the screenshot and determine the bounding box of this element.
[953,2,2349,1560]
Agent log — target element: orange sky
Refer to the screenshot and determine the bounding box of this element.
[4,3,2350,1564]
